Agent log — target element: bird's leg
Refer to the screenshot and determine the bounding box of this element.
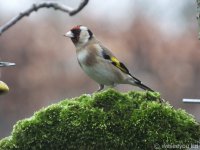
[96,84,104,92]
[109,84,117,89]
[159,98,166,103]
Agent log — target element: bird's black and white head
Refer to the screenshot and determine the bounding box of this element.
[64,25,93,46]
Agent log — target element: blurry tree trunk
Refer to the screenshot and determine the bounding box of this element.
[197,0,200,39]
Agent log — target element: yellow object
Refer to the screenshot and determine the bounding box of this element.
[0,80,9,95]
[110,56,128,73]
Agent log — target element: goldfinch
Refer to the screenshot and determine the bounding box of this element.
[64,25,154,92]
[0,61,15,94]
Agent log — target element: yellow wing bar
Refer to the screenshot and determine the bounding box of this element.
[110,57,129,74]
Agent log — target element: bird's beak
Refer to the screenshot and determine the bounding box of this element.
[64,31,74,38]
[0,62,16,67]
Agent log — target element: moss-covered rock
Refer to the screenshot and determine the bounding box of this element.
[0,89,199,150]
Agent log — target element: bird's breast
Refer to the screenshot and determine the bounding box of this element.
[77,50,97,66]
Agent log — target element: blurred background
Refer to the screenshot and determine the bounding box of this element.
[0,0,199,138]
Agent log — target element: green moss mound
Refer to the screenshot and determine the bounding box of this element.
[0,89,199,150]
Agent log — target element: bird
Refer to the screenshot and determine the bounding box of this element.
[0,61,15,95]
[64,25,155,93]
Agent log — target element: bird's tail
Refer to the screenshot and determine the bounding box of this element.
[127,76,165,102]
[135,81,154,92]
[127,74,165,103]
[127,74,154,92]
[137,82,165,103]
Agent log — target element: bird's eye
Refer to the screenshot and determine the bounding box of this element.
[71,29,81,37]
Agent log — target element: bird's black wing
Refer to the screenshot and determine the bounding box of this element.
[100,45,141,83]
[100,45,154,92]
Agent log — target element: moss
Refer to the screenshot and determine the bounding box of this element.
[0,89,199,150]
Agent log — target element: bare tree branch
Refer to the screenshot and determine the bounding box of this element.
[0,0,89,35]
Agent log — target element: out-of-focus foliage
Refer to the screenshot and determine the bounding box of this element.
[0,81,9,94]
[0,89,199,150]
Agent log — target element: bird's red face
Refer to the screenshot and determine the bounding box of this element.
[65,25,93,45]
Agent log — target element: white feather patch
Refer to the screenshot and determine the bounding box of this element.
[80,26,88,31]
[77,50,88,63]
